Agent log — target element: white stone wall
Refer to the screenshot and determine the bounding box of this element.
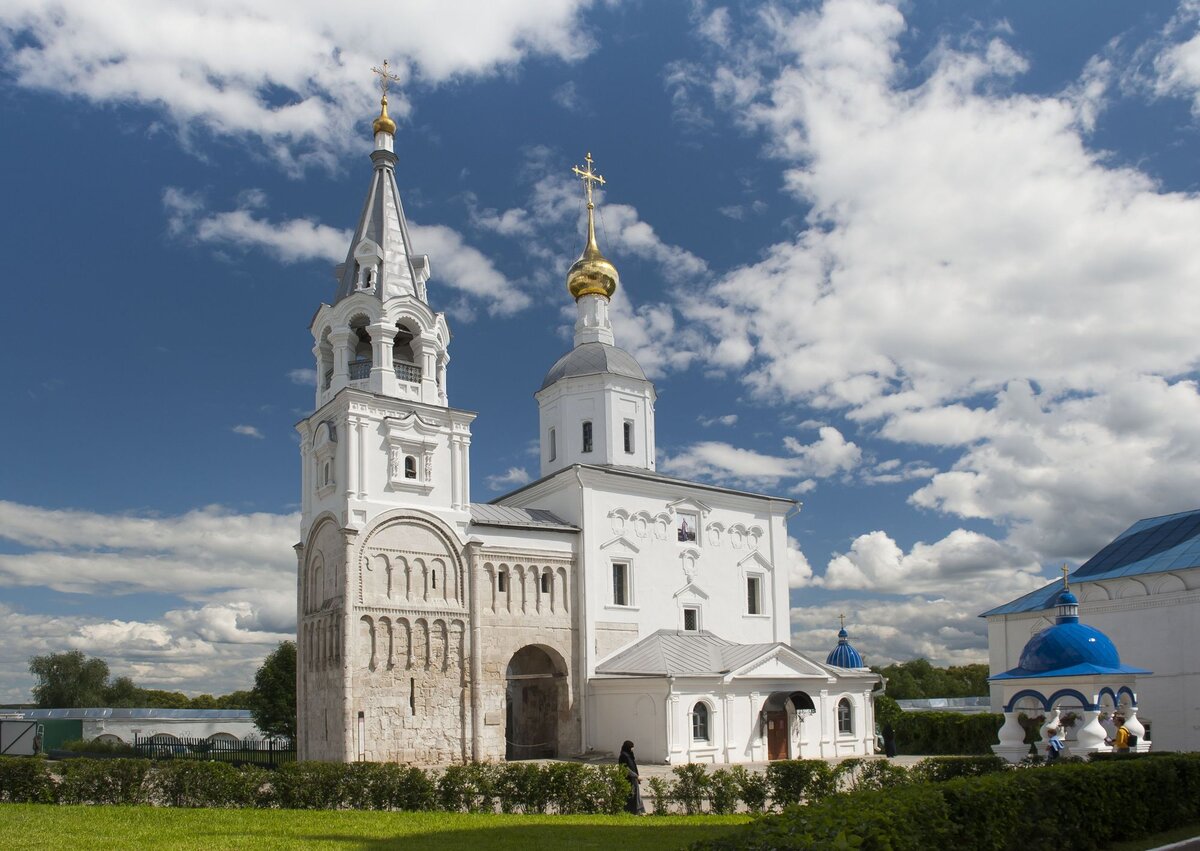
[83,718,263,743]
[987,567,1200,752]
[537,373,657,476]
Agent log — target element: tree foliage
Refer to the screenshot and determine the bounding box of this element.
[872,658,990,700]
[29,651,110,708]
[249,641,296,739]
[28,651,256,709]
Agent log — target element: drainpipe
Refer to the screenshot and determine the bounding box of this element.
[574,465,588,753]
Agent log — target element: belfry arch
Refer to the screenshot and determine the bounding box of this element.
[505,644,568,760]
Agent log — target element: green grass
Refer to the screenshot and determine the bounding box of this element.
[0,804,750,850]
[1105,822,1200,850]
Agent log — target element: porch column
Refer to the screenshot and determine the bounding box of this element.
[992,711,1029,764]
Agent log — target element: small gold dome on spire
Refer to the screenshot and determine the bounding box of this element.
[567,152,619,300]
[372,95,397,136]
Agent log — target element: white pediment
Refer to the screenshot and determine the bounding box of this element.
[672,581,710,600]
[667,496,713,514]
[737,550,774,572]
[730,646,831,681]
[600,535,640,555]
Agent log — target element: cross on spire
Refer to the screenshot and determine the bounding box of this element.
[1062,564,1071,590]
[371,60,401,98]
[571,152,606,209]
[839,613,846,630]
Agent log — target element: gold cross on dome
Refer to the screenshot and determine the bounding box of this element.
[571,152,606,209]
[1062,564,1070,590]
[371,60,401,98]
[839,613,846,630]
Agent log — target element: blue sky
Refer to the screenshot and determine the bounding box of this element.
[2,0,1200,701]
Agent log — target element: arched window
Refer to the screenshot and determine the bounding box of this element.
[691,702,710,742]
[404,456,417,479]
[837,698,853,735]
[322,461,331,486]
[548,428,557,462]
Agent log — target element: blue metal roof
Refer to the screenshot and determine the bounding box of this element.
[13,708,254,720]
[982,509,1200,617]
[825,627,865,668]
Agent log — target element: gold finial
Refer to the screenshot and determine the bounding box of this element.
[1062,564,1070,590]
[371,60,401,135]
[839,613,846,630]
[566,151,619,300]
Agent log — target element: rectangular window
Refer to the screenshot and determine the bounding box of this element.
[582,421,593,453]
[548,428,556,462]
[747,576,761,615]
[498,570,508,593]
[683,607,699,631]
[623,420,634,453]
[612,562,629,606]
[541,573,551,594]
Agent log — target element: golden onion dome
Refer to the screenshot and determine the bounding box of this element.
[567,203,619,300]
[372,95,397,136]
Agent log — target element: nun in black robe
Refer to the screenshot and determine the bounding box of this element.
[618,740,645,814]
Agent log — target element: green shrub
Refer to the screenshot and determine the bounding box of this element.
[58,758,149,805]
[436,763,473,812]
[672,763,711,814]
[731,765,768,813]
[273,761,347,809]
[707,768,741,815]
[149,760,260,807]
[585,765,629,815]
[0,756,54,803]
[909,755,1009,784]
[540,761,623,814]
[695,753,1200,851]
[847,759,909,792]
[767,760,835,808]
[647,776,671,815]
[494,762,547,813]
[60,738,137,756]
[893,711,1003,755]
[699,784,955,850]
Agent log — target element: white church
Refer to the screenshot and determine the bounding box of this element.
[294,88,880,765]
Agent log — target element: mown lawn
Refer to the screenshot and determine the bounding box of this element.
[0,804,750,850]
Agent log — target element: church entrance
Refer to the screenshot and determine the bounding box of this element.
[763,690,817,760]
[505,645,566,760]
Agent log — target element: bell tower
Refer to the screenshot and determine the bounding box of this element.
[295,67,476,761]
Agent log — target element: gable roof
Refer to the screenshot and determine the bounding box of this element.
[982,509,1200,617]
[594,629,837,679]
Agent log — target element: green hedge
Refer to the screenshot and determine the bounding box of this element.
[694,753,1200,850]
[893,711,1002,755]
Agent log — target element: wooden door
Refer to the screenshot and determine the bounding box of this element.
[766,710,788,760]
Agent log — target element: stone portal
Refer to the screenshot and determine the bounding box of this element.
[505,645,566,760]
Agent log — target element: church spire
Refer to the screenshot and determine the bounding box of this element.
[329,62,430,306]
[566,152,618,346]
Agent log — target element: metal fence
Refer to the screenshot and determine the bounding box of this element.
[132,734,295,768]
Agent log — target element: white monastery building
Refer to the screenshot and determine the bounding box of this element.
[294,88,880,765]
[985,510,1200,753]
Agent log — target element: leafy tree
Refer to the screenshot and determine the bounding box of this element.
[29,651,110,707]
[250,641,296,739]
[873,659,990,700]
[214,690,254,710]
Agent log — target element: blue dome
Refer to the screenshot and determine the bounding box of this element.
[1017,621,1121,674]
[826,626,864,668]
[1056,589,1079,606]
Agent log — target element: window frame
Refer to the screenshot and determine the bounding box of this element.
[582,420,593,454]
[746,575,762,615]
[623,419,634,454]
[691,702,711,742]
[837,698,854,736]
[611,560,631,607]
[683,606,700,632]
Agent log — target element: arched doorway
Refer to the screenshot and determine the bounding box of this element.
[505,645,566,760]
[762,691,816,760]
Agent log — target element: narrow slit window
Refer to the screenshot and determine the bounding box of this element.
[747,576,761,615]
[582,421,593,453]
[623,420,634,453]
[541,573,551,594]
[548,428,557,462]
[497,570,508,593]
[404,456,417,479]
[612,562,629,606]
[410,678,416,715]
